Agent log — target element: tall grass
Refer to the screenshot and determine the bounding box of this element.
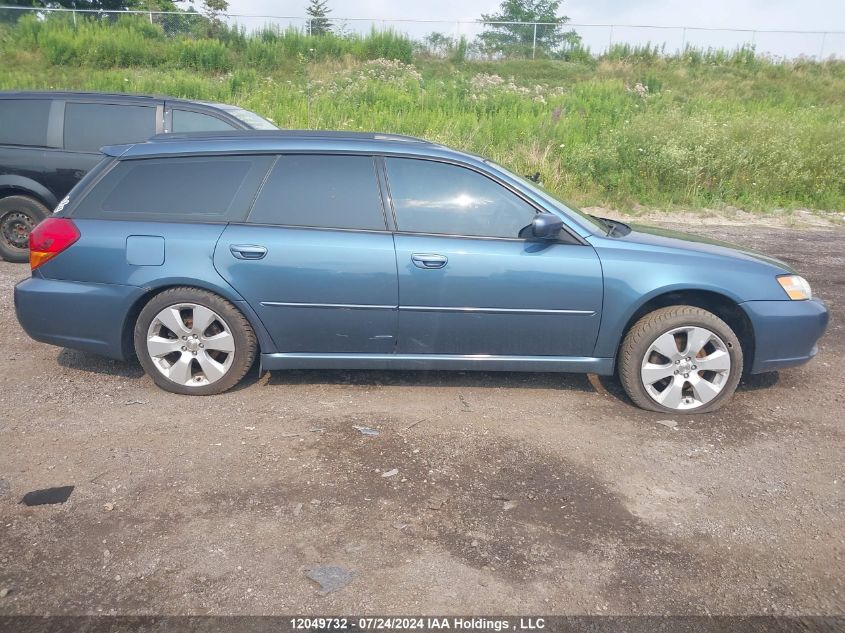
[1,14,843,212]
[8,15,414,70]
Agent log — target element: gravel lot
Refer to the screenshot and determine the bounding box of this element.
[0,222,842,616]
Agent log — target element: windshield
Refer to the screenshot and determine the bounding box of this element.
[213,104,278,130]
[484,160,609,234]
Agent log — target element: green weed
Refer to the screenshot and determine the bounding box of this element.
[1,15,842,212]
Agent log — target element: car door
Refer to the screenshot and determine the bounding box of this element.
[0,97,51,201]
[43,99,162,200]
[384,157,603,358]
[213,154,398,354]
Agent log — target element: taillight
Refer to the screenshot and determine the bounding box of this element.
[29,218,80,270]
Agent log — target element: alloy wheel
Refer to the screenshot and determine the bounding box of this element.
[146,303,236,387]
[640,325,732,410]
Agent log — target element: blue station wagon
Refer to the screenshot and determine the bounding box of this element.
[13,131,829,413]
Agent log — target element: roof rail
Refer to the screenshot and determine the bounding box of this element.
[147,130,433,144]
[1,89,166,100]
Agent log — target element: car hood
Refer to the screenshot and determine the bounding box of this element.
[611,223,795,273]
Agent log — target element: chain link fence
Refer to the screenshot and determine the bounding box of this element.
[0,5,842,60]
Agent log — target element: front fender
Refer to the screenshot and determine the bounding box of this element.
[589,236,789,359]
[592,282,746,358]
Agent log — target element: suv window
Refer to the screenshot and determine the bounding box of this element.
[64,102,157,152]
[248,155,385,230]
[172,109,237,132]
[0,99,52,147]
[385,158,537,239]
[72,155,273,222]
[211,104,277,130]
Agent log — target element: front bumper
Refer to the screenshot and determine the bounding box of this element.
[740,298,829,373]
[14,275,144,360]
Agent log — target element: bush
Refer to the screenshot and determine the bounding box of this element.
[358,29,413,64]
[2,13,843,212]
[236,27,413,67]
[450,36,468,64]
[601,43,664,63]
[17,14,166,68]
[172,39,231,72]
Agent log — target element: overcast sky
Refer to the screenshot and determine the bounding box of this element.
[224,0,845,57]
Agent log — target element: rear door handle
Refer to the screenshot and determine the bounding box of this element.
[230,244,267,260]
[411,253,448,269]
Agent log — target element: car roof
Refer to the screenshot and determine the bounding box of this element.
[0,90,227,109]
[100,130,473,162]
[150,130,435,143]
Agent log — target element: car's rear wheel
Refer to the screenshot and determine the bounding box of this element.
[0,195,50,263]
[134,287,257,395]
[619,305,743,413]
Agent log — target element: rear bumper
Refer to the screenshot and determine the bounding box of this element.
[14,276,144,360]
[740,298,829,373]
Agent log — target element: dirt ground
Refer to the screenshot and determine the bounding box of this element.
[0,220,842,617]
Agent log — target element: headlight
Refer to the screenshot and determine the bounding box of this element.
[777,275,812,300]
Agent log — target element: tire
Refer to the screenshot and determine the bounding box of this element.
[618,305,743,414]
[0,195,50,263]
[134,287,257,395]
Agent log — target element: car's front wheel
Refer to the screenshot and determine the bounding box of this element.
[619,305,743,413]
[134,287,257,395]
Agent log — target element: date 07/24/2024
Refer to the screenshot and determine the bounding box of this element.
[289,617,547,630]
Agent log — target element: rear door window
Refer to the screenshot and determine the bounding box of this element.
[64,102,157,152]
[72,155,273,223]
[172,109,237,132]
[0,99,52,147]
[248,155,386,230]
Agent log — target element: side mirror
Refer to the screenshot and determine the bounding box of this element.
[530,213,564,239]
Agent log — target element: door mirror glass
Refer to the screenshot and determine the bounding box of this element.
[529,213,564,239]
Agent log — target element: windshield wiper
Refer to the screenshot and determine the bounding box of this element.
[594,217,631,237]
[589,214,613,234]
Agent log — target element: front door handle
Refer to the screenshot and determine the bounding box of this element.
[411,253,448,269]
[230,244,267,260]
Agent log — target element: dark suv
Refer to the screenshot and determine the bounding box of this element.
[0,91,277,262]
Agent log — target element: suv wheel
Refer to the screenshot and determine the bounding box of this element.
[134,287,257,395]
[619,305,743,413]
[0,195,50,263]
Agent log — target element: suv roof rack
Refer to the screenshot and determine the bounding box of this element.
[1,90,169,101]
[148,130,433,144]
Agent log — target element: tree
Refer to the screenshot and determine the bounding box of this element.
[3,0,155,8]
[423,32,453,57]
[176,0,228,36]
[199,0,227,25]
[306,0,331,36]
[0,0,181,25]
[3,0,192,12]
[478,0,579,57]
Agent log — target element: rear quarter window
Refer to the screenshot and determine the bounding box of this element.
[71,155,273,223]
[54,157,116,216]
[0,99,52,147]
